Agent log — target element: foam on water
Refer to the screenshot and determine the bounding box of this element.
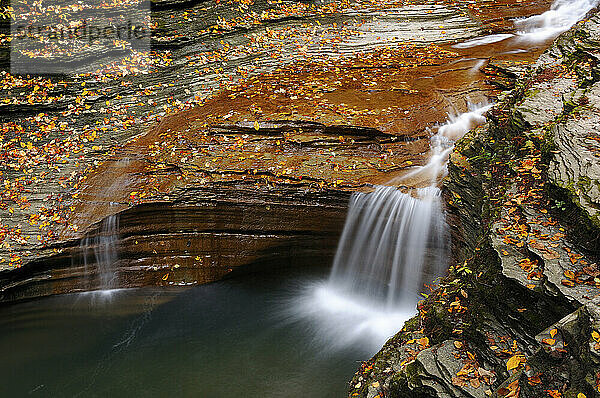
[288,281,415,353]
[438,102,493,141]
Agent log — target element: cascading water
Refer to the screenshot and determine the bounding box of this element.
[453,0,599,48]
[328,186,447,309]
[515,0,600,42]
[288,102,492,353]
[79,214,120,290]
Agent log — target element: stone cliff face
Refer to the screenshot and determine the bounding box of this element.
[0,185,350,301]
[349,12,600,398]
[0,40,493,301]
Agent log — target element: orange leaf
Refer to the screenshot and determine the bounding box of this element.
[527,375,541,385]
[541,338,555,346]
[564,270,575,279]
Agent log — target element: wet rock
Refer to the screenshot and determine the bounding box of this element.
[548,88,600,228]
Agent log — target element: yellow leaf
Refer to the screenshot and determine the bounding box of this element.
[564,270,575,279]
[592,331,600,341]
[506,355,524,371]
[541,338,555,345]
[578,393,587,398]
[254,120,260,130]
[550,328,558,338]
[162,273,169,280]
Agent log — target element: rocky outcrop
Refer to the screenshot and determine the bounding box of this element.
[349,11,600,398]
[0,0,553,270]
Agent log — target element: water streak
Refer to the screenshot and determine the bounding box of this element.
[80,214,120,290]
[452,33,514,49]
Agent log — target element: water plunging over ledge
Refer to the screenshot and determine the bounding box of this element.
[328,186,447,309]
[78,214,120,291]
[289,102,492,353]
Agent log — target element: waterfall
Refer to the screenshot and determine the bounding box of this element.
[288,102,491,352]
[328,186,447,309]
[80,214,120,290]
[324,103,491,312]
[515,0,600,42]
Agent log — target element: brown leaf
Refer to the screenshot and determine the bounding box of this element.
[561,279,576,287]
[470,378,481,388]
[542,249,560,260]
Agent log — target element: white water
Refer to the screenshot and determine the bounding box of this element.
[452,33,514,49]
[453,0,598,48]
[329,186,447,308]
[515,0,599,42]
[79,214,120,291]
[289,103,492,352]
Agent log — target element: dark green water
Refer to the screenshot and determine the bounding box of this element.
[0,268,368,397]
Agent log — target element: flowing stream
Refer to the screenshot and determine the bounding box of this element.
[296,0,597,348]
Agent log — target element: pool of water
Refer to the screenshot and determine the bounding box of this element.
[0,267,374,397]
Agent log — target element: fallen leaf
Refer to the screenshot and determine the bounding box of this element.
[506,355,524,371]
[543,249,560,260]
[541,338,555,345]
